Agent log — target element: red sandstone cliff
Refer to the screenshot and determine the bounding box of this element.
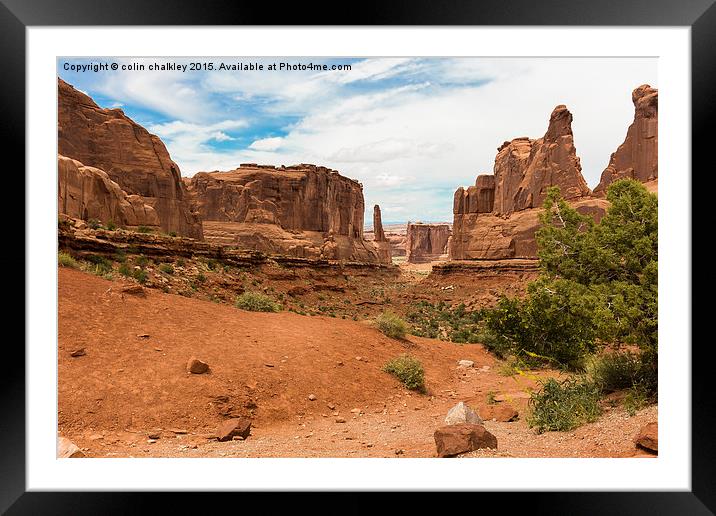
[406,223,452,263]
[186,164,390,263]
[57,78,202,239]
[593,85,658,196]
[58,155,161,229]
[372,205,392,263]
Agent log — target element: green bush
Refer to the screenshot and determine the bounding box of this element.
[137,226,152,234]
[87,219,101,230]
[58,251,79,268]
[585,351,644,393]
[376,311,409,339]
[133,269,148,284]
[480,179,658,373]
[159,263,174,275]
[84,254,112,276]
[528,378,602,433]
[106,221,117,231]
[383,354,426,392]
[118,263,132,277]
[235,291,281,312]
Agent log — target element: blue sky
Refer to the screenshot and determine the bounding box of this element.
[58,57,656,224]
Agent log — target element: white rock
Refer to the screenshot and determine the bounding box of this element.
[444,401,483,425]
[57,437,85,458]
[458,360,474,368]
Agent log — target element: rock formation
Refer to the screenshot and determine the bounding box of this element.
[493,105,590,215]
[57,78,202,239]
[185,164,390,264]
[406,223,451,263]
[450,104,607,260]
[58,154,161,230]
[371,205,392,263]
[594,85,658,196]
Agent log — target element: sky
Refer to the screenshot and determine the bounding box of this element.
[58,57,657,224]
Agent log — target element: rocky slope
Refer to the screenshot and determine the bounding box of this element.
[58,78,202,239]
[185,164,389,264]
[450,88,657,261]
[594,85,658,196]
[406,223,452,263]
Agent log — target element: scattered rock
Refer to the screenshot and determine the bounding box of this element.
[57,437,85,458]
[137,333,150,339]
[147,431,161,440]
[335,417,346,423]
[216,418,252,442]
[264,363,274,368]
[170,429,188,435]
[634,422,658,453]
[434,424,497,457]
[122,285,146,297]
[457,360,474,368]
[70,348,86,357]
[480,404,519,422]
[186,357,209,374]
[395,449,405,455]
[232,435,245,441]
[327,403,336,411]
[444,401,483,425]
[308,394,317,401]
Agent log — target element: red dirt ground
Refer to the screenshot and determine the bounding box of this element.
[58,268,656,458]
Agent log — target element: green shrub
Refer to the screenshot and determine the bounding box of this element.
[136,255,149,267]
[528,378,602,433]
[137,226,152,233]
[383,354,426,392]
[133,269,148,284]
[376,311,408,339]
[176,258,186,267]
[106,221,117,231]
[623,383,650,416]
[87,218,101,230]
[585,352,643,393]
[196,272,206,283]
[235,291,281,312]
[84,254,112,275]
[118,263,132,277]
[58,251,79,268]
[168,231,177,237]
[159,263,174,275]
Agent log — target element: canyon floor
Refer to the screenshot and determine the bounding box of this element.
[58,266,656,458]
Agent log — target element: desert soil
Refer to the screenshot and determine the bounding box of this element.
[58,267,656,458]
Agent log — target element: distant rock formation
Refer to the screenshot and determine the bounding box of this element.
[186,164,390,263]
[57,78,202,239]
[58,155,160,230]
[593,85,658,196]
[406,223,451,263]
[372,205,392,263]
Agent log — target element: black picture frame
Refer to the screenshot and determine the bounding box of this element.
[3,0,709,513]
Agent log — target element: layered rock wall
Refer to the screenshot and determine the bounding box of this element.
[406,223,452,263]
[186,164,389,263]
[57,78,202,239]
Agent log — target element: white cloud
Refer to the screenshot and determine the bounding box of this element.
[248,137,284,151]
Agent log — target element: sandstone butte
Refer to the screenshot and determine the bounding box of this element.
[449,85,657,261]
[57,78,203,239]
[405,223,452,264]
[184,165,392,264]
[371,205,393,264]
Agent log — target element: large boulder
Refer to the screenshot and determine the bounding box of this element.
[434,423,497,457]
[634,421,658,453]
[444,401,483,425]
[594,85,658,196]
[216,418,252,442]
[58,78,202,239]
